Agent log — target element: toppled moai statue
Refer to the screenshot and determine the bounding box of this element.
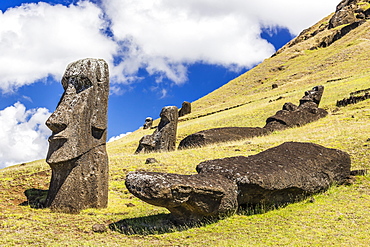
[135,106,178,154]
[126,142,351,223]
[178,127,269,149]
[178,86,327,149]
[143,117,153,129]
[264,85,327,131]
[178,101,191,117]
[45,58,109,213]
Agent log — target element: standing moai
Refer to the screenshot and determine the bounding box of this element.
[178,101,191,117]
[143,117,153,129]
[45,58,109,213]
[135,106,178,154]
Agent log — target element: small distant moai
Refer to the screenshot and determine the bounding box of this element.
[299,85,324,107]
[45,58,109,213]
[135,106,178,154]
[143,117,153,129]
[178,101,191,117]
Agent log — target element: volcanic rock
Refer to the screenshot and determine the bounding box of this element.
[45,58,109,213]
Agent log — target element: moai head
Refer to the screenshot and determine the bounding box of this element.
[143,117,153,129]
[299,85,324,107]
[178,101,191,117]
[45,58,109,164]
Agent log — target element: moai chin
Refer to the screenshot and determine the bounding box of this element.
[135,106,178,154]
[45,58,109,213]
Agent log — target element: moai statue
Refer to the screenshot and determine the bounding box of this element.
[299,85,324,107]
[143,117,153,129]
[45,58,109,213]
[178,101,191,117]
[135,106,178,154]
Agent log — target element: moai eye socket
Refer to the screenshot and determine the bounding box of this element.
[68,76,93,93]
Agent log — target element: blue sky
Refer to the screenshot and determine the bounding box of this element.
[0,0,340,167]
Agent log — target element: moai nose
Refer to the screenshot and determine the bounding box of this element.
[45,109,67,134]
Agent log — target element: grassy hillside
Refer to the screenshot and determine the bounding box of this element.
[1,14,370,246]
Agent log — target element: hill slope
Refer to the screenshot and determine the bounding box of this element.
[1,5,370,246]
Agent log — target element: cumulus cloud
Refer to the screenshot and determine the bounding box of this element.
[0,1,117,92]
[108,132,132,143]
[103,0,339,85]
[0,0,340,91]
[0,102,51,168]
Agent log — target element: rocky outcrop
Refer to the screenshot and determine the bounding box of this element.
[135,106,178,154]
[126,142,351,222]
[179,86,327,149]
[45,58,109,213]
[278,0,370,53]
[329,0,370,29]
[337,88,370,107]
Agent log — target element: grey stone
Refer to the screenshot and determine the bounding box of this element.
[178,101,191,117]
[45,58,109,213]
[126,142,351,222]
[135,106,178,154]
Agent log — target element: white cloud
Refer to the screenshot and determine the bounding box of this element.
[103,0,339,85]
[0,1,117,92]
[0,0,340,91]
[0,102,51,168]
[108,132,132,143]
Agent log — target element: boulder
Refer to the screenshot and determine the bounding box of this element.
[45,58,109,213]
[135,106,178,154]
[126,142,351,222]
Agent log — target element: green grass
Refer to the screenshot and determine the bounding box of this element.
[1,15,370,247]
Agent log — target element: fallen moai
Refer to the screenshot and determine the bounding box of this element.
[178,86,328,149]
[45,58,109,213]
[135,106,178,154]
[126,142,351,223]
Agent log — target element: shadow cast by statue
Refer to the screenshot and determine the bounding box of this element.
[19,188,49,209]
[109,213,219,235]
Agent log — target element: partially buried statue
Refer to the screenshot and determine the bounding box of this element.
[45,58,109,213]
[135,106,178,154]
[178,85,328,149]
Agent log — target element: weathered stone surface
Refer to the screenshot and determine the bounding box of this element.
[125,172,238,222]
[145,158,158,164]
[135,106,178,154]
[179,86,327,149]
[126,142,351,222]
[45,58,109,213]
[178,127,270,149]
[197,142,351,207]
[143,117,153,129]
[264,86,328,130]
[178,101,192,117]
[328,0,370,29]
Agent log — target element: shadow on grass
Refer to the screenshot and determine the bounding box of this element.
[19,188,48,209]
[109,213,217,235]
